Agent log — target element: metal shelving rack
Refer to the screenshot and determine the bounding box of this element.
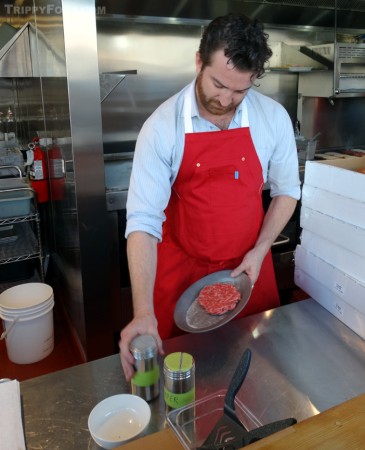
[0,181,44,291]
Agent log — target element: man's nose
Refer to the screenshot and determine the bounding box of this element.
[219,90,233,107]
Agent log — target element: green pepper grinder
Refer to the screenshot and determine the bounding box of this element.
[163,351,195,413]
[130,335,160,402]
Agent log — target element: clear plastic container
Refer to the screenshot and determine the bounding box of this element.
[0,189,34,218]
[296,137,317,164]
[167,389,262,450]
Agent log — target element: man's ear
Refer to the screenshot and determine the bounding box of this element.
[195,51,203,74]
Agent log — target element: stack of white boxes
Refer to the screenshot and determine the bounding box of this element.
[294,155,365,339]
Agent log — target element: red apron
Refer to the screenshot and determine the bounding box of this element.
[154,86,279,339]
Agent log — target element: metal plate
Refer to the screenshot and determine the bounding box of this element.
[174,270,253,333]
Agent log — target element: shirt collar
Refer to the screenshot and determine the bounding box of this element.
[190,79,200,119]
[190,78,245,127]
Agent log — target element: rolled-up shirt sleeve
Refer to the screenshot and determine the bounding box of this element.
[126,93,185,241]
[247,92,301,200]
[267,108,301,199]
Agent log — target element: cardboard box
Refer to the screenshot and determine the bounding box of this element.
[269,42,327,69]
[300,229,365,284]
[304,158,365,203]
[294,267,365,341]
[300,206,365,257]
[295,245,365,316]
[301,184,365,228]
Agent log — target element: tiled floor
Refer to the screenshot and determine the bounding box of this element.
[0,298,86,382]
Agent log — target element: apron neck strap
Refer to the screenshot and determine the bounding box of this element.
[184,83,249,133]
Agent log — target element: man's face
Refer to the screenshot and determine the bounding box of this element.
[195,49,256,116]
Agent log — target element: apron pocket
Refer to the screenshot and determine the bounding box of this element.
[208,164,248,207]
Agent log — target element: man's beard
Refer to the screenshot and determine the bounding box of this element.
[196,72,236,116]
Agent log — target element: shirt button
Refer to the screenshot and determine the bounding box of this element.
[241,157,245,162]
[196,163,200,167]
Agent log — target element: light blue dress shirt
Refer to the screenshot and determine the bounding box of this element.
[126,80,301,241]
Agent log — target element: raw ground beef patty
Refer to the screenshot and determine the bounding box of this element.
[197,282,241,315]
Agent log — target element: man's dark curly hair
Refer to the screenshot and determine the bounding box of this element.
[198,13,272,79]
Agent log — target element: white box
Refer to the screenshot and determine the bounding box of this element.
[294,267,365,340]
[269,42,327,69]
[300,206,365,257]
[301,184,365,228]
[304,158,365,203]
[295,245,365,316]
[300,229,365,284]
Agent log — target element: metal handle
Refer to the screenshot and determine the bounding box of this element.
[0,317,19,340]
[0,165,22,178]
[272,234,290,247]
[224,349,251,416]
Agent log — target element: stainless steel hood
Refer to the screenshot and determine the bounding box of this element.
[96,0,365,29]
[1,0,363,80]
[0,21,66,77]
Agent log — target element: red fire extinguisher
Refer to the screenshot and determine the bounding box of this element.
[29,137,49,203]
[48,138,65,201]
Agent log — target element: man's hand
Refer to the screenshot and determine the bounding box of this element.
[119,312,164,382]
[230,246,265,285]
[231,195,297,285]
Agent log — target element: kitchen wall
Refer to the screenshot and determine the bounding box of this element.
[97,19,306,151]
[300,96,365,149]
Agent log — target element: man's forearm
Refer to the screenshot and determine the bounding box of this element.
[126,231,158,317]
[254,195,297,257]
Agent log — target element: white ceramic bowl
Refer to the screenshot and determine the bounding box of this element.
[88,394,151,449]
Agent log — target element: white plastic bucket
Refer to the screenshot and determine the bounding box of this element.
[0,283,53,310]
[1,301,54,364]
[0,283,55,364]
[0,297,54,317]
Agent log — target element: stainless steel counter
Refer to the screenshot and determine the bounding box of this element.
[21,299,365,449]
